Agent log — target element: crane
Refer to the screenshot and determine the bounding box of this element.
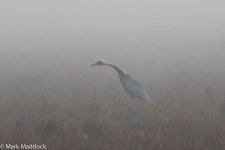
[90,60,151,102]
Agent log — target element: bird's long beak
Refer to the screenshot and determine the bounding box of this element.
[90,63,96,67]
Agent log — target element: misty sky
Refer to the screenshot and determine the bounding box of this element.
[0,0,225,62]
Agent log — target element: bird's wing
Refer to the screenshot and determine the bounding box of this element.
[121,75,150,102]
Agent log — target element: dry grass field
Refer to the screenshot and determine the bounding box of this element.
[0,57,225,150]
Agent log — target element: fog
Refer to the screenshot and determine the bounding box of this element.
[1,0,225,61]
[0,1,225,149]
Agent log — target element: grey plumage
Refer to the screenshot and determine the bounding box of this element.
[90,60,151,102]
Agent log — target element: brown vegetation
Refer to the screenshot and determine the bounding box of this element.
[0,58,225,150]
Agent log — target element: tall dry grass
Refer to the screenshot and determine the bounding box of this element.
[0,57,225,150]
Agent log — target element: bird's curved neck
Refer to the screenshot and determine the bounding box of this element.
[104,63,127,76]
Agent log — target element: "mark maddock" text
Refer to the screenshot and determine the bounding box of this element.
[5,144,47,149]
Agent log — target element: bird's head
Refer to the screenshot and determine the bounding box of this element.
[90,60,105,67]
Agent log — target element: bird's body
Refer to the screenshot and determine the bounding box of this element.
[91,60,151,102]
[120,74,150,101]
